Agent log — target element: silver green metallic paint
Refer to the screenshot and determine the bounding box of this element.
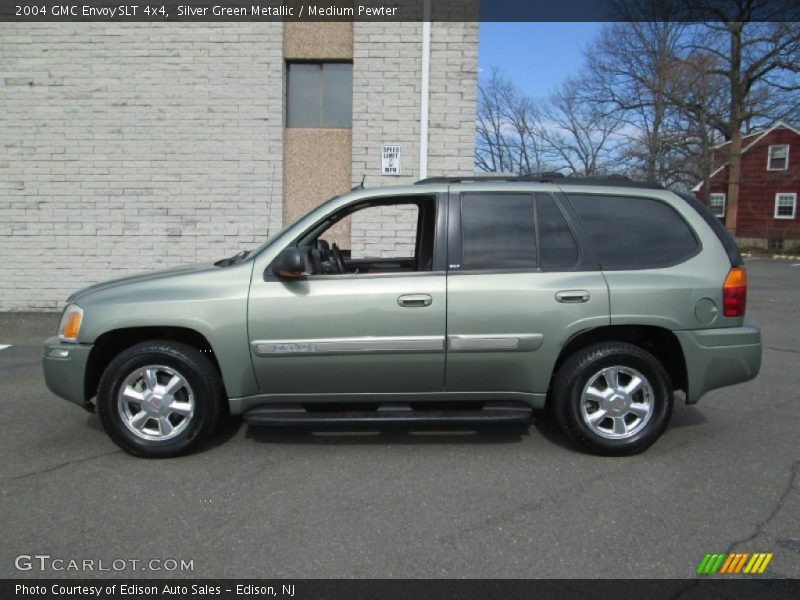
[42,182,762,416]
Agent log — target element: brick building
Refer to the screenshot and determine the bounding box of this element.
[693,121,800,251]
[0,22,478,310]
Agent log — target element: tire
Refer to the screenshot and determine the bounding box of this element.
[97,341,224,458]
[551,342,673,456]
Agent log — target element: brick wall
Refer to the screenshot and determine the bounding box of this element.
[349,21,477,258]
[699,127,800,242]
[0,23,284,311]
[0,22,478,310]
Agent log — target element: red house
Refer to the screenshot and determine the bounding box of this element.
[693,121,800,250]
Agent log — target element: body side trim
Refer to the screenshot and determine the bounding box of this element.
[251,336,445,356]
[448,333,544,352]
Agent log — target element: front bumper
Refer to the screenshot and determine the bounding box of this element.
[42,336,93,410]
[675,326,762,404]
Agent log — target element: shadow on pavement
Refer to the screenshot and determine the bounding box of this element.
[242,421,531,446]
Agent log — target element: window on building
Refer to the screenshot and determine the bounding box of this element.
[536,194,579,269]
[767,144,789,171]
[708,193,726,219]
[568,194,700,270]
[460,194,537,270]
[774,193,797,219]
[286,62,353,128]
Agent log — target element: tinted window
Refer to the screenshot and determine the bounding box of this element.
[569,194,699,269]
[287,62,353,128]
[461,194,536,270]
[536,194,578,269]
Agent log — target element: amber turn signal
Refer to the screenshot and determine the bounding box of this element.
[722,267,747,317]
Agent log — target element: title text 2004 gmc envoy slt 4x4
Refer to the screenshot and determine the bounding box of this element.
[43,175,762,458]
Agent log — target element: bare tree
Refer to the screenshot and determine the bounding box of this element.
[682,2,800,232]
[585,19,690,183]
[661,52,729,196]
[541,77,624,176]
[475,68,549,175]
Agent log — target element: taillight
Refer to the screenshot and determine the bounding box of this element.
[723,267,747,317]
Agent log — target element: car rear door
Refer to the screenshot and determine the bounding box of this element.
[444,185,610,397]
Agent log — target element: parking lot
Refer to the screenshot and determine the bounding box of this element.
[0,258,798,579]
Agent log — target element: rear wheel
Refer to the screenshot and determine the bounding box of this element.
[551,342,673,455]
[97,341,224,458]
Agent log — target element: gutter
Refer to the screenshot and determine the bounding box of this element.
[419,0,431,180]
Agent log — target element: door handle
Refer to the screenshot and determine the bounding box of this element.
[555,290,590,303]
[398,294,433,307]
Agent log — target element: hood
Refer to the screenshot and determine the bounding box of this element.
[67,263,217,304]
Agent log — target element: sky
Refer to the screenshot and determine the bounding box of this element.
[479,23,604,99]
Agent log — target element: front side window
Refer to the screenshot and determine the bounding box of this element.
[298,197,436,275]
[767,144,789,171]
[774,193,797,219]
[708,193,726,218]
[286,62,353,128]
[460,194,537,271]
[568,194,699,270]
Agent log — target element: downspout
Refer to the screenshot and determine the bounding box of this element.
[419,0,431,180]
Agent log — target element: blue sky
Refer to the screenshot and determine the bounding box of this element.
[479,23,604,99]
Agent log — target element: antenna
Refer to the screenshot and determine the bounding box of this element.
[351,174,366,191]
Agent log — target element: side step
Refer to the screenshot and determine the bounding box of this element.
[243,403,533,427]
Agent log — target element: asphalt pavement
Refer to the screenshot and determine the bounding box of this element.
[0,258,798,579]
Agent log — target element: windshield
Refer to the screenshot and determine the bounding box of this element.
[248,193,344,257]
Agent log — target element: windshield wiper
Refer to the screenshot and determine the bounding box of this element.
[214,250,250,267]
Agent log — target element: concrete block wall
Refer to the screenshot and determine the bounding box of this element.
[0,23,284,311]
[349,21,478,260]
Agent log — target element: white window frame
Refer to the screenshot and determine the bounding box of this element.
[767,144,789,171]
[774,193,797,220]
[708,193,726,218]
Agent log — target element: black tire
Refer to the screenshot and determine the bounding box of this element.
[551,342,673,456]
[97,341,224,458]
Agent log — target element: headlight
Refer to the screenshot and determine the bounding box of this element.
[58,305,84,342]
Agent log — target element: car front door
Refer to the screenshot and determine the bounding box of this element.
[247,193,448,398]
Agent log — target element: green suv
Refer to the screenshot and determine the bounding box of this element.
[43,176,762,457]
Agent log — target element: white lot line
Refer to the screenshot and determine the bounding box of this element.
[0,344,11,351]
[792,263,800,267]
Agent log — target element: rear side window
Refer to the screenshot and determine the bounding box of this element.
[460,194,537,270]
[536,194,579,269]
[568,194,699,269]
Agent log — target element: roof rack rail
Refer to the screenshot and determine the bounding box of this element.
[414,173,665,190]
[414,173,564,185]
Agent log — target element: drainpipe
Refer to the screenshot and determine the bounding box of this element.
[419,0,431,181]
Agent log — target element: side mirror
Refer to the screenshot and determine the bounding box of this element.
[272,247,306,279]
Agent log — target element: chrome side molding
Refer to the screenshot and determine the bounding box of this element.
[448,334,544,352]
[252,336,445,356]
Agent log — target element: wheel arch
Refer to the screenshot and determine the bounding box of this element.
[550,325,688,400]
[85,326,226,407]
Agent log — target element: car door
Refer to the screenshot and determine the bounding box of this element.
[444,186,610,396]
[247,193,448,397]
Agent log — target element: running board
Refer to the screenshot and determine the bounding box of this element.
[242,403,533,427]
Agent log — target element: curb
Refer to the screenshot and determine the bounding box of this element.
[741,252,800,260]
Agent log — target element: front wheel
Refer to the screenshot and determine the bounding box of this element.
[96,341,224,458]
[551,342,673,456]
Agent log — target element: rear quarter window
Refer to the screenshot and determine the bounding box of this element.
[567,194,700,270]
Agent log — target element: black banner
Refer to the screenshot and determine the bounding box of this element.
[3,579,800,600]
[2,0,799,22]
